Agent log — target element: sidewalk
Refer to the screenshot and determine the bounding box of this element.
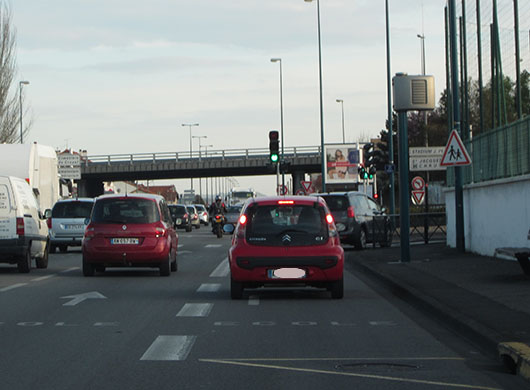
[348,242,530,380]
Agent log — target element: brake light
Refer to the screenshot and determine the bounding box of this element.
[239,214,247,225]
[326,214,334,224]
[278,200,294,205]
[155,227,166,237]
[84,226,95,241]
[184,213,188,219]
[47,217,52,229]
[16,217,24,236]
[347,206,355,218]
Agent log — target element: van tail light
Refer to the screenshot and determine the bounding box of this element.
[46,217,52,229]
[347,206,355,218]
[16,217,25,236]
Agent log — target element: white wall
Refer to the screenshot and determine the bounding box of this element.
[444,174,530,256]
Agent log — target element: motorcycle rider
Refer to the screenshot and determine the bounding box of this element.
[209,195,227,231]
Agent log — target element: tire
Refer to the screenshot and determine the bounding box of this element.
[49,245,57,253]
[18,247,31,273]
[59,245,68,253]
[195,223,200,229]
[95,266,106,273]
[353,228,367,250]
[329,278,344,299]
[230,277,243,299]
[170,250,178,272]
[36,242,49,269]
[159,254,171,276]
[82,256,95,277]
[216,227,223,238]
[186,225,192,232]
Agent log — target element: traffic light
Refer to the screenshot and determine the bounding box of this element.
[358,165,368,180]
[368,166,377,180]
[269,130,279,162]
[362,142,374,167]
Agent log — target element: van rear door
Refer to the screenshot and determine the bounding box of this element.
[0,178,16,240]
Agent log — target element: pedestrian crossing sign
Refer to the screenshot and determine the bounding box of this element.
[440,129,472,167]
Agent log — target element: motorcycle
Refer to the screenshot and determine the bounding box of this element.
[212,214,224,238]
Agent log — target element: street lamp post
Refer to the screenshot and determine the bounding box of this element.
[270,58,285,191]
[19,81,30,144]
[181,123,199,192]
[304,0,326,193]
[193,135,207,201]
[201,144,213,203]
[336,99,345,143]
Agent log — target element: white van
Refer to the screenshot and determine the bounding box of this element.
[0,176,49,272]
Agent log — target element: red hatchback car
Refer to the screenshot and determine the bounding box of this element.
[229,196,344,299]
[82,194,178,276]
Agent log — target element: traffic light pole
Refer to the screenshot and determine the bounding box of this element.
[398,111,410,263]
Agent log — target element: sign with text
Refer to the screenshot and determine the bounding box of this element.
[57,153,81,167]
[58,166,81,180]
[409,146,445,171]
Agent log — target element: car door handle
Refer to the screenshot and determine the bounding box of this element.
[24,214,32,218]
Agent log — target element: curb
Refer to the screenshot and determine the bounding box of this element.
[498,342,530,381]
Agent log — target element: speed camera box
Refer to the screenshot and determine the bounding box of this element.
[393,73,435,112]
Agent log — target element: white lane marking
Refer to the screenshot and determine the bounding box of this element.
[61,291,107,306]
[60,267,80,273]
[205,244,222,248]
[176,303,213,317]
[140,336,196,361]
[31,275,55,282]
[178,244,184,248]
[248,296,260,306]
[197,283,222,292]
[209,258,229,277]
[0,283,28,292]
[179,250,193,254]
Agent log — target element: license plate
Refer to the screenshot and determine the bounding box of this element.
[111,238,139,245]
[176,218,182,225]
[268,268,306,279]
[65,224,84,230]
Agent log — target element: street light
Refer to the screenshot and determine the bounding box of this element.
[270,58,285,191]
[336,99,345,144]
[19,81,30,144]
[192,135,207,201]
[304,0,326,193]
[181,123,199,191]
[201,144,213,204]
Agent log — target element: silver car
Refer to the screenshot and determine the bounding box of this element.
[194,204,209,226]
[48,198,94,253]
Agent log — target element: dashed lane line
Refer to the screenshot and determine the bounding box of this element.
[60,267,80,273]
[0,283,28,292]
[176,303,213,317]
[31,275,55,282]
[140,336,196,361]
[248,296,260,306]
[205,244,222,248]
[197,284,222,293]
[209,258,229,277]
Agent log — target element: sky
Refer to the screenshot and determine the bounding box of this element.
[12,0,449,197]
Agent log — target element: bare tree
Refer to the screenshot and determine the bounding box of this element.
[0,3,31,144]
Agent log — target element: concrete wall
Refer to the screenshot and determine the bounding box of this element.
[445,174,530,256]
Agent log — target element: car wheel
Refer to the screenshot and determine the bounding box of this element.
[353,228,367,250]
[329,278,344,299]
[186,225,192,232]
[95,266,106,273]
[59,245,68,253]
[82,256,95,277]
[36,241,49,269]
[159,254,171,276]
[230,277,243,299]
[18,247,31,273]
[195,223,200,229]
[379,228,393,248]
[49,245,57,253]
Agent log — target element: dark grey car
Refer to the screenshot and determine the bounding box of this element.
[320,192,392,249]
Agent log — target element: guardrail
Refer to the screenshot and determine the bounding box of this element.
[84,146,322,166]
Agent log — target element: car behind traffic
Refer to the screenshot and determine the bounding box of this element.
[228,196,344,299]
[48,198,94,253]
[169,204,192,232]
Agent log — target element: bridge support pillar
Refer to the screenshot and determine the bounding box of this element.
[291,171,305,194]
[77,179,104,198]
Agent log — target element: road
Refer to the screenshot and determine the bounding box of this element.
[0,229,525,390]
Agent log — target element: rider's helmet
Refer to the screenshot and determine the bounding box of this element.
[215,195,221,202]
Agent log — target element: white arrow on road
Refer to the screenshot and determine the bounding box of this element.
[61,291,107,306]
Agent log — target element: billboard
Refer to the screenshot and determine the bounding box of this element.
[325,144,360,184]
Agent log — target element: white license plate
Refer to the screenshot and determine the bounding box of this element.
[111,238,139,245]
[268,268,306,279]
[65,224,84,230]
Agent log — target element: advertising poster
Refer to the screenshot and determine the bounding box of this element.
[325,144,360,184]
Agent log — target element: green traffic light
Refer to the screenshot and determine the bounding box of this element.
[270,154,279,162]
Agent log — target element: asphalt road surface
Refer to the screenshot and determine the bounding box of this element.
[0,229,526,390]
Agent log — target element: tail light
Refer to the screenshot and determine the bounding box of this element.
[347,206,355,218]
[16,217,25,236]
[236,214,247,239]
[46,217,52,229]
[84,226,95,241]
[326,213,338,238]
[326,214,334,224]
[184,213,188,219]
[155,227,166,237]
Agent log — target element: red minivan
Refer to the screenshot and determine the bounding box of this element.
[229,196,344,299]
[82,194,178,276]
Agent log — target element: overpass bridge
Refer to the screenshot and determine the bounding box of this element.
[77,146,322,197]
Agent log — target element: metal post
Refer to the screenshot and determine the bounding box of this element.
[182,123,199,191]
[514,0,522,119]
[385,0,396,216]
[476,0,484,133]
[449,0,465,252]
[398,111,410,262]
[462,0,469,142]
[19,81,29,144]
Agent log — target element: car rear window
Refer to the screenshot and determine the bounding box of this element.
[52,201,94,218]
[245,204,328,246]
[321,196,349,212]
[169,205,186,217]
[91,198,159,224]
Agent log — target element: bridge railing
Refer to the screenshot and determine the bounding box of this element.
[84,146,321,166]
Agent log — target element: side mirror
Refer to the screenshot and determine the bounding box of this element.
[84,218,90,225]
[223,224,235,234]
[44,209,52,219]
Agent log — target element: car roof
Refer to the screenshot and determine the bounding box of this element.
[246,195,326,207]
[55,197,94,203]
[169,204,185,208]
[320,191,365,197]
[95,193,164,202]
